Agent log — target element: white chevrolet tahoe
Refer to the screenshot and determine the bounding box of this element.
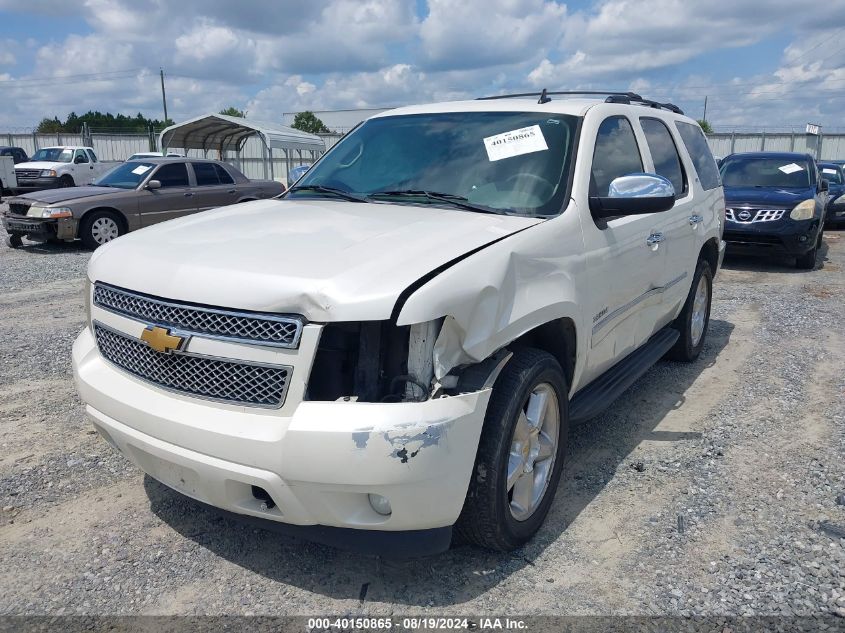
[72,92,725,555]
[14,146,112,192]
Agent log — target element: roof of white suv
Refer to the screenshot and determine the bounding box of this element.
[373,92,687,120]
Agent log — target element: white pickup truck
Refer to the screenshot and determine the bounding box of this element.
[13,146,113,193]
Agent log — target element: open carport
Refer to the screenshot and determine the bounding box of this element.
[158,113,326,181]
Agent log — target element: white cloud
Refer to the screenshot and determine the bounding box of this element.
[420,0,566,71]
[0,0,844,129]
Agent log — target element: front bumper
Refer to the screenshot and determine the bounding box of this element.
[72,325,490,554]
[723,217,821,255]
[2,214,77,241]
[2,214,57,240]
[11,176,60,193]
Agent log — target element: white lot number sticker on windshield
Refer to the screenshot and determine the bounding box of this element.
[483,125,548,162]
[131,165,151,175]
[779,163,803,174]
[823,168,837,175]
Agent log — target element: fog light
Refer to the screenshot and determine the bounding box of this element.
[798,235,808,242]
[368,493,392,516]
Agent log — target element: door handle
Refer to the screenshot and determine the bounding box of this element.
[227,189,236,194]
[689,214,704,226]
[183,192,193,197]
[646,232,664,246]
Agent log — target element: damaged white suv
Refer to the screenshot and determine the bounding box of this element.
[72,91,725,555]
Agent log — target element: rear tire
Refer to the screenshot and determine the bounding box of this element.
[666,259,713,362]
[456,348,568,551]
[80,210,123,249]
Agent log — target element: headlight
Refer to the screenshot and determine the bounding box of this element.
[789,199,815,221]
[26,206,72,219]
[40,169,57,177]
[833,194,845,206]
[43,207,73,219]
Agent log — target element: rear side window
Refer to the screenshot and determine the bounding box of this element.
[192,162,219,186]
[154,163,189,188]
[591,116,643,196]
[213,163,234,185]
[675,121,720,190]
[87,149,98,163]
[641,118,686,196]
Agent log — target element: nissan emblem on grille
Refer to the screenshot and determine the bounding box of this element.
[93,322,292,408]
[93,282,304,348]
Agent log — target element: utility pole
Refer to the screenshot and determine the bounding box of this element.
[702,96,708,122]
[160,68,168,124]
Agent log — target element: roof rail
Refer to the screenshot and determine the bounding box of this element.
[476,90,684,115]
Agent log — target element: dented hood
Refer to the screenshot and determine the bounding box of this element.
[89,198,542,322]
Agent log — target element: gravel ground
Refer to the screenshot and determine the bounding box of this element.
[1,208,844,621]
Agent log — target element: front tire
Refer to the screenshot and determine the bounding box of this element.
[666,259,713,362]
[6,234,23,248]
[58,175,74,188]
[456,348,568,551]
[80,211,123,249]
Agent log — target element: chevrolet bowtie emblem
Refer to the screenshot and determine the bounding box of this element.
[140,326,186,354]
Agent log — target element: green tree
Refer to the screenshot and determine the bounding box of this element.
[35,111,171,133]
[697,119,713,134]
[219,106,245,117]
[291,111,330,134]
[35,117,64,133]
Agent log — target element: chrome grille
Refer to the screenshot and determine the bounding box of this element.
[93,323,291,408]
[93,283,303,348]
[726,208,786,223]
[15,169,41,179]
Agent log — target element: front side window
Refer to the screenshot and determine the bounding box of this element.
[721,157,811,188]
[75,149,89,163]
[292,111,579,216]
[640,117,686,196]
[675,121,721,190]
[590,116,643,196]
[153,163,189,188]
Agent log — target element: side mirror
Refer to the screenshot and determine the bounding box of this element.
[74,156,84,164]
[146,180,162,190]
[820,179,829,192]
[589,173,676,218]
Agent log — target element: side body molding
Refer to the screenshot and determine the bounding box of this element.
[396,201,589,392]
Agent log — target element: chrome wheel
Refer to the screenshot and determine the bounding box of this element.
[90,217,120,244]
[507,382,560,521]
[690,275,709,347]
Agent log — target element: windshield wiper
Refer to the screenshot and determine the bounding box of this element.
[369,190,505,215]
[287,184,369,203]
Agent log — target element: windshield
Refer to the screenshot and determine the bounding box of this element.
[94,161,155,189]
[30,148,73,163]
[291,111,579,216]
[720,157,811,188]
[820,166,843,185]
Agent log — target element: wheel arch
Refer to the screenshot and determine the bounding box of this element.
[505,318,577,390]
[700,237,719,277]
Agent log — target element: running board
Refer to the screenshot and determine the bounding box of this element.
[569,327,679,425]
